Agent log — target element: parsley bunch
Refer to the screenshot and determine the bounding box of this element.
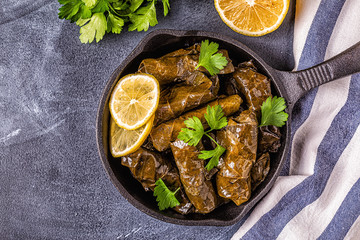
[58,0,170,43]
[178,105,227,171]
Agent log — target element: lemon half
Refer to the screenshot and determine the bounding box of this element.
[215,0,290,37]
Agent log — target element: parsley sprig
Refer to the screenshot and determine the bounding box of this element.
[195,40,228,76]
[178,105,227,171]
[260,96,289,127]
[153,178,180,210]
[58,0,171,43]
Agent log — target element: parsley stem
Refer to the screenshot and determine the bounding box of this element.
[108,4,121,17]
[205,129,213,134]
[204,133,220,147]
[174,187,180,195]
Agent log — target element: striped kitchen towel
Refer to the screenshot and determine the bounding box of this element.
[232,0,360,239]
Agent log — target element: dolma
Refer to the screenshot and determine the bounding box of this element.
[251,152,270,191]
[232,60,271,114]
[150,95,242,152]
[221,75,241,96]
[201,132,218,153]
[138,44,234,86]
[200,133,219,180]
[170,139,217,214]
[258,125,281,153]
[216,110,258,206]
[154,71,219,125]
[121,148,193,214]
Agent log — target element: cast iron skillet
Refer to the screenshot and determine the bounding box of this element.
[96,29,360,226]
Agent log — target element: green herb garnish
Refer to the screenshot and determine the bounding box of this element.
[178,105,227,171]
[199,144,226,171]
[177,117,204,147]
[259,96,289,127]
[204,105,228,130]
[128,0,158,32]
[153,178,180,210]
[162,0,170,16]
[58,0,171,43]
[76,13,108,43]
[195,40,228,76]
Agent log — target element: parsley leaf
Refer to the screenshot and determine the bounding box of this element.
[199,145,226,171]
[204,105,228,130]
[107,11,125,34]
[259,96,289,127]
[113,0,130,11]
[178,117,204,146]
[58,0,81,20]
[128,0,158,32]
[82,0,98,8]
[91,0,110,13]
[58,0,91,22]
[162,0,170,16]
[76,13,107,43]
[129,0,145,12]
[195,40,228,76]
[153,178,180,210]
[78,4,92,20]
[177,105,227,171]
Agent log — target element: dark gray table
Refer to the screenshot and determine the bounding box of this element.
[0,1,295,239]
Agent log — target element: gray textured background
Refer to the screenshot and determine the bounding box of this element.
[0,1,295,239]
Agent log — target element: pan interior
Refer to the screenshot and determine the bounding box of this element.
[98,32,289,225]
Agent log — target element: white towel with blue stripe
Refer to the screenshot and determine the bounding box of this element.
[232,0,360,239]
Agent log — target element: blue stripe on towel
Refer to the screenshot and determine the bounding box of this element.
[318,178,360,240]
[280,0,347,175]
[242,73,360,239]
[297,0,349,70]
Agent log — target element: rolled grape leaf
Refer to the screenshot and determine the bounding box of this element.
[154,71,219,125]
[138,44,234,86]
[150,95,242,152]
[232,60,271,114]
[216,110,258,206]
[251,152,270,191]
[221,75,241,96]
[258,125,281,153]
[121,147,193,214]
[170,139,217,214]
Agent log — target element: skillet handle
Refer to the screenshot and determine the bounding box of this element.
[273,41,360,107]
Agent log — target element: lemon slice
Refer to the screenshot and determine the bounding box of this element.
[109,73,160,130]
[214,0,290,37]
[109,115,154,157]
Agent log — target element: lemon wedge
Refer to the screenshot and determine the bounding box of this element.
[214,0,290,37]
[109,115,154,157]
[109,73,160,130]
